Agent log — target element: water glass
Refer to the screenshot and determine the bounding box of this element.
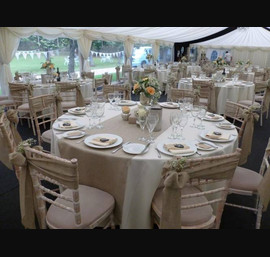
[85,104,97,129]
[190,105,200,127]
[138,114,148,141]
[197,106,207,129]
[95,101,105,129]
[169,112,180,139]
[177,113,188,140]
[146,113,159,143]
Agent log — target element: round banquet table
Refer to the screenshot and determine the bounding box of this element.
[178,78,255,114]
[30,79,94,98]
[51,103,238,229]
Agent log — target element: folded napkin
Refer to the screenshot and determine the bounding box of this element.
[164,143,194,154]
[219,123,233,129]
[90,137,117,146]
[205,131,230,140]
[70,107,85,114]
[196,142,213,149]
[59,120,78,129]
[66,131,83,137]
[205,113,221,120]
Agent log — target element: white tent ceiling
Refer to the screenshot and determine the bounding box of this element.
[191,27,270,50]
[58,27,228,44]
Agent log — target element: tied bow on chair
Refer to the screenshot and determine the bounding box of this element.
[160,158,189,229]
[6,109,22,144]
[238,107,259,165]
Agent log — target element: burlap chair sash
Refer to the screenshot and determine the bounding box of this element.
[9,83,33,105]
[6,109,22,144]
[56,82,85,107]
[257,140,270,211]
[159,150,241,229]
[9,145,78,229]
[238,107,259,165]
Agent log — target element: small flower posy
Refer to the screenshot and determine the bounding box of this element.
[133,77,162,103]
[41,60,55,70]
[213,56,226,67]
[146,54,153,61]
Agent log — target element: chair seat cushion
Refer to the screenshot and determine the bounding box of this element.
[0,99,15,106]
[199,98,208,105]
[41,129,52,144]
[238,100,261,108]
[255,95,264,101]
[61,101,77,109]
[230,166,263,192]
[152,185,213,227]
[46,184,115,229]
[18,103,30,111]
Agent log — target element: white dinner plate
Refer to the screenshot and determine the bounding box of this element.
[157,140,197,156]
[216,122,235,130]
[84,133,123,149]
[204,113,224,122]
[159,102,179,109]
[199,130,235,143]
[68,107,86,115]
[63,130,85,139]
[117,100,137,106]
[195,141,217,151]
[53,120,84,131]
[123,143,149,155]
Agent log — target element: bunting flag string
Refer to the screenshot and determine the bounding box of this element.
[15,50,124,60]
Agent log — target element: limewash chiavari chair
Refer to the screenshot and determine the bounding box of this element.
[20,144,116,229]
[226,137,270,229]
[151,149,242,229]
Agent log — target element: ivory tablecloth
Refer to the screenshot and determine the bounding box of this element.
[51,103,238,228]
[178,78,255,114]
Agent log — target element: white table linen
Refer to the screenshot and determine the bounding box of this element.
[178,78,255,114]
[51,103,238,228]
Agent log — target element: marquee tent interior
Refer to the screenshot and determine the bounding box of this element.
[191,27,270,67]
[1,27,270,96]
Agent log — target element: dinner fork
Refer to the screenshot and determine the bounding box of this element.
[111,141,131,153]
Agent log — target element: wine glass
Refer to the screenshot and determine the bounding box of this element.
[169,112,180,139]
[107,93,115,110]
[190,105,200,127]
[85,104,97,129]
[114,91,122,110]
[137,114,148,141]
[197,106,207,130]
[177,112,188,140]
[146,113,159,143]
[95,101,105,129]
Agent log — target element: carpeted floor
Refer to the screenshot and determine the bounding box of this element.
[0,92,270,229]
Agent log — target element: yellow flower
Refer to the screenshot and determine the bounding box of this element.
[146,86,155,95]
[134,83,140,90]
[142,77,148,81]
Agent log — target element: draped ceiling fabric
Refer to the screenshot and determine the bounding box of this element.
[0,27,228,96]
[191,27,270,67]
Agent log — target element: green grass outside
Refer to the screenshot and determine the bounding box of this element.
[0,55,122,95]
[10,55,123,76]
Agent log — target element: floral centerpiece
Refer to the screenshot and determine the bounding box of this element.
[213,56,226,68]
[181,56,187,62]
[146,53,153,62]
[41,59,55,75]
[236,60,244,66]
[133,77,161,105]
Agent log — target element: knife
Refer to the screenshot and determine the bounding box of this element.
[139,142,151,154]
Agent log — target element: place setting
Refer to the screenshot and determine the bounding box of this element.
[203,112,224,122]
[84,133,123,149]
[199,130,236,143]
[156,139,197,157]
[52,118,85,131]
[158,102,179,109]
[67,107,86,115]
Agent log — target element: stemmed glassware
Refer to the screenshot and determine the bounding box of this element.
[169,112,180,139]
[146,113,159,143]
[95,100,105,129]
[177,112,188,140]
[85,103,97,129]
[137,114,148,141]
[197,106,207,130]
[107,93,115,110]
[190,105,200,128]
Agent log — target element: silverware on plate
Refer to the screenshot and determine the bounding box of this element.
[138,142,151,155]
[111,141,131,153]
